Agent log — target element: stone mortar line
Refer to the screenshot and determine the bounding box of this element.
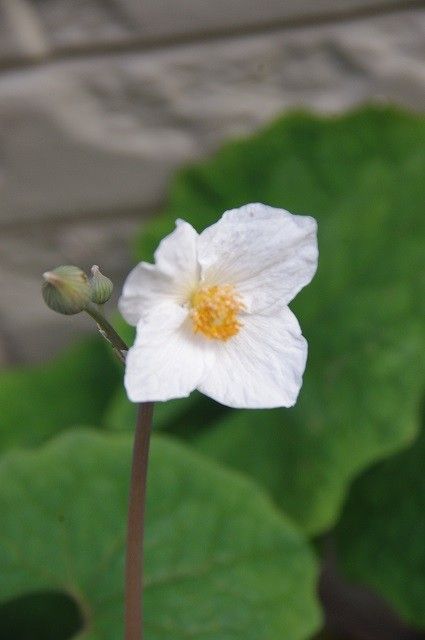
[0,0,422,74]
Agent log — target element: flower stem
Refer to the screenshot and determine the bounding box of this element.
[84,302,150,638]
[124,402,154,640]
[84,302,128,361]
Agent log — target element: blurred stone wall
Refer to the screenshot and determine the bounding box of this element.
[0,0,424,364]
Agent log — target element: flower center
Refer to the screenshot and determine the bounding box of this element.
[190,284,245,340]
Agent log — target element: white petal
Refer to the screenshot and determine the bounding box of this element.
[153,218,199,281]
[118,262,172,326]
[119,220,199,326]
[124,303,213,402]
[197,306,307,409]
[198,203,318,312]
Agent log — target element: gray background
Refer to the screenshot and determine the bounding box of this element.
[0,0,424,365]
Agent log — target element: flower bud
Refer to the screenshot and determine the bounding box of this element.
[89,265,113,305]
[42,266,91,315]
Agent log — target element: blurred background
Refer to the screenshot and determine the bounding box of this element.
[0,0,424,364]
[0,3,424,640]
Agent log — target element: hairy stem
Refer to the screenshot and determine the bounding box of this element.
[124,402,154,640]
[85,302,128,360]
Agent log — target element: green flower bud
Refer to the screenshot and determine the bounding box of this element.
[89,265,113,305]
[42,266,91,315]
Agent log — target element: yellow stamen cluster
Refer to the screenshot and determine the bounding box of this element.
[190,284,244,340]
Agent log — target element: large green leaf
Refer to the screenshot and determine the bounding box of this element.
[0,339,121,451]
[0,430,321,640]
[132,107,425,534]
[334,417,425,628]
[104,387,226,438]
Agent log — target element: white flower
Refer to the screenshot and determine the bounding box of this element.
[119,203,318,409]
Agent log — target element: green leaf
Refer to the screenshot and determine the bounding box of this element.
[0,339,122,452]
[104,388,197,433]
[0,430,321,640]
[104,388,226,437]
[134,107,425,534]
[111,312,135,348]
[334,417,425,628]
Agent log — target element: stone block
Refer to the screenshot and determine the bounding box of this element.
[25,1,414,51]
[0,7,424,363]
[118,0,414,42]
[28,0,130,50]
[0,10,423,226]
[0,0,48,64]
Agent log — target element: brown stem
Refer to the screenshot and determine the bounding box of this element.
[124,402,154,640]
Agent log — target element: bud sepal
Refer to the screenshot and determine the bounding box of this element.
[89,265,113,305]
[42,265,91,315]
